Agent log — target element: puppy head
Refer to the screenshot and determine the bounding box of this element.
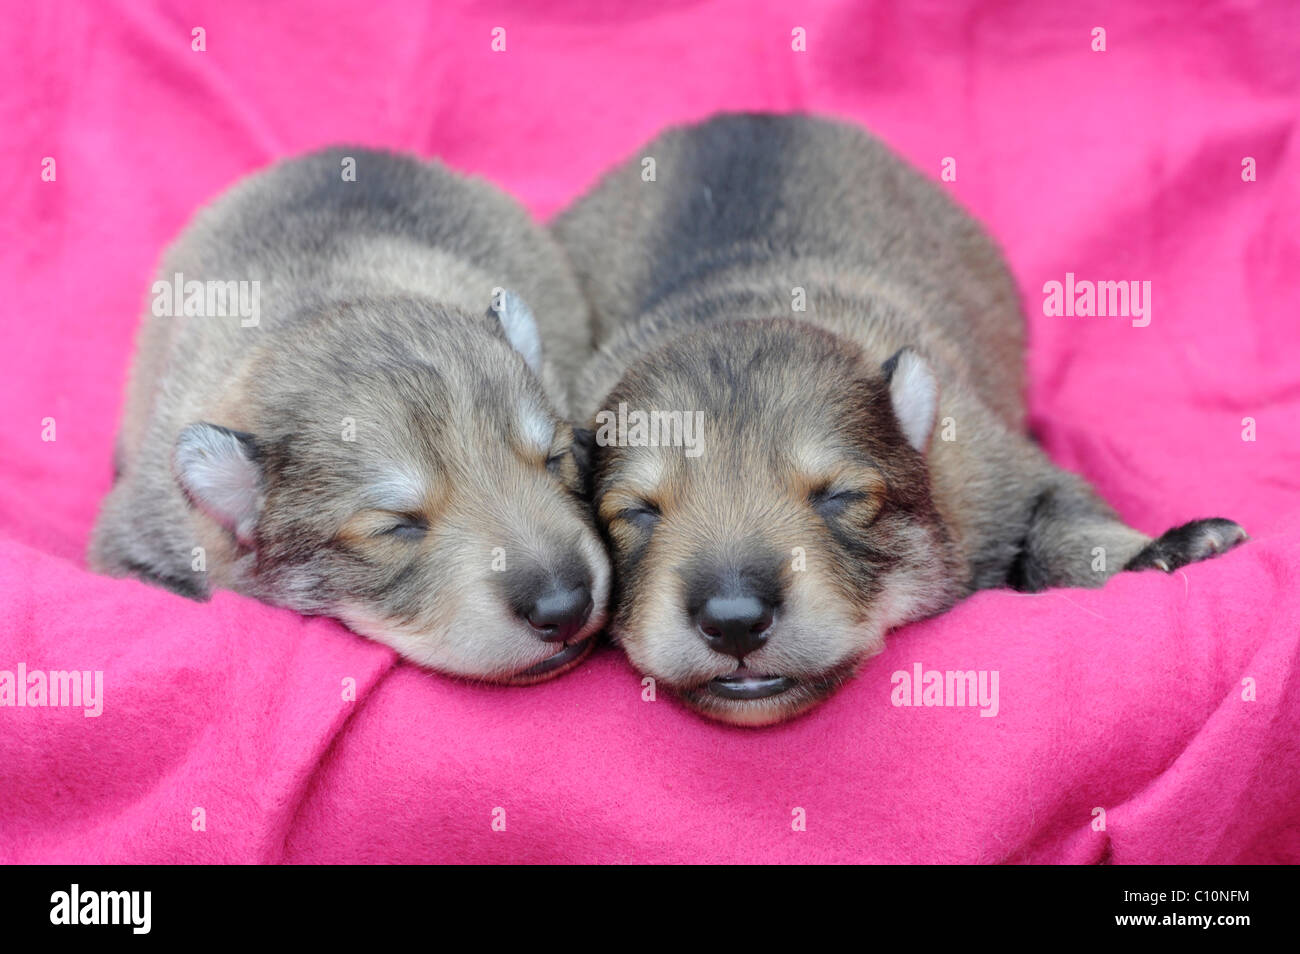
[590,319,958,725]
[174,294,609,683]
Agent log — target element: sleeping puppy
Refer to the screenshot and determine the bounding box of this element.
[90,147,609,684]
[553,113,1246,725]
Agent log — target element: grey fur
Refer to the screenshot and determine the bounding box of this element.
[553,113,1246,725]
[90,147,609,682]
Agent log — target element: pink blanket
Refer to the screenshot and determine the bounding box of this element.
[2,0,1298,864]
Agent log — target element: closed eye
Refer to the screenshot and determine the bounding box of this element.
[546,450,568,474]
[810,487,868,519]
[376,516,429,540]
[617,502,661,530]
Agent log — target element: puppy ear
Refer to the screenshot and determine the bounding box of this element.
[487,288,542,375]
[882,347,938,453]
[173,423,264,545]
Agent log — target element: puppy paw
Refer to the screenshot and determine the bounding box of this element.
[1123,518,1248,573]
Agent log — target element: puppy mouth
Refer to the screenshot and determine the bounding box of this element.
[512,637,594,681]
[707,668,797,700]
[673,658,862,725]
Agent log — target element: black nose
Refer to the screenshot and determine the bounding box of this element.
[696,593,774,660]
[525,582,592,643]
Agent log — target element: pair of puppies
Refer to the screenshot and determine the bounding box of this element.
[91,114,1247,725]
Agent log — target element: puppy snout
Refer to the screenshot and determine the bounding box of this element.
[681,548,786,662]
[695,592,774,660]
[524,581,593,643]
[497,543,598,644]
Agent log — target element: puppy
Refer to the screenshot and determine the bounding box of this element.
[90,147,609,683]
[553,113,1246,725]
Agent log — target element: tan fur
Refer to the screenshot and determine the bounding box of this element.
[90,147,609,682]
[554,113,1246,724]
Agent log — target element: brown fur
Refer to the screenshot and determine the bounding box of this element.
[90,147,610,682]
[554,113,1246,724]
